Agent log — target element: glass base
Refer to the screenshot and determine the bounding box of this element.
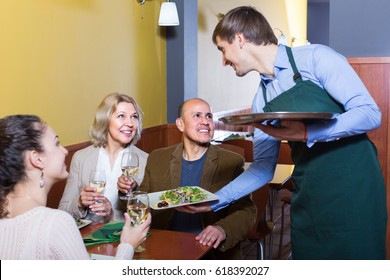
[119,194,130,201]
[135,245,145,253]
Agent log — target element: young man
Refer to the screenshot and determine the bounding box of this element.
[139,98,256,259]
[183,6,387,260]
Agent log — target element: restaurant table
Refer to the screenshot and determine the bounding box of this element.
[268,164,294,221]
[244,163,294,221]
[80,222,211,260]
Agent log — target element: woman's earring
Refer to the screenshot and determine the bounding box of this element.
[40,172,45,188]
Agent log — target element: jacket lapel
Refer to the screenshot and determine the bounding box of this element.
[170,143,184,188]
[200,145,217,191]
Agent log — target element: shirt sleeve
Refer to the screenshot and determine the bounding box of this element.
[305,45,381,146]
[211,128,279,211]
[114,243,135,260]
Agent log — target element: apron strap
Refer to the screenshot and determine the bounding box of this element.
[261,83,268,103]
[285,46,302,82]
[262,46,301,104]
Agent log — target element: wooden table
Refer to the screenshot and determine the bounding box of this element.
[268,164,294,221]
[245,163,294,221]
[80,222,211,260]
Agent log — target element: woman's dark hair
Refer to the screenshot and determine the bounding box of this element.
[0,115,46,218]
[212,6,277,46]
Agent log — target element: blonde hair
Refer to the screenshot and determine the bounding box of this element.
[89,93,144,147]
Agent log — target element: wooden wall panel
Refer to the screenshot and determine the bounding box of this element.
[348,57,390,259]
[136,124,182,153]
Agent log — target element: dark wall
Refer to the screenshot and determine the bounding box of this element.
[307,2,329,46]
[308,0,390,57]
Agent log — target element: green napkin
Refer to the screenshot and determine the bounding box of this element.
[83,221,124,247]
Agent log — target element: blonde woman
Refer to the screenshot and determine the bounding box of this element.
[59,93,148,222]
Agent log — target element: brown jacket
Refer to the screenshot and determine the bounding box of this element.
[139,143,256,259]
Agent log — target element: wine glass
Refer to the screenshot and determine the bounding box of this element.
[127,191,149,252]
[120,152,139,200]
[89,169,106,213]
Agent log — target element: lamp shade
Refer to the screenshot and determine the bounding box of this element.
[158,2,179,26]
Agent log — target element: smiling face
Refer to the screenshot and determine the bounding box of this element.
[216,34,250,77]
[107,102,139,148]
[176,99,215,146]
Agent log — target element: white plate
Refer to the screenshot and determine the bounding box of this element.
[77,219,92,229]
[149,186,219,210]
[90,253,115,260]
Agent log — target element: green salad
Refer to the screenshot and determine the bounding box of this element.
[159,186,208,205]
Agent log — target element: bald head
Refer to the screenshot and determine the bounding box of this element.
[176,98,215,146]
[178,98,212,118]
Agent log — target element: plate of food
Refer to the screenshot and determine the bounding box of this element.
[149,186,219,210]
[74,217,92,229]
[219,112,337,125]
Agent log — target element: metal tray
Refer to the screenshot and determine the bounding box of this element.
[219,112,336,125]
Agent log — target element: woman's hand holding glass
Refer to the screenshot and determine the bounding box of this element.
[121,212,151,250]
[126,191,149,252]
[84,169,112,217]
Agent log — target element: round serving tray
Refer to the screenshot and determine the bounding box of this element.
[219,112,336,125]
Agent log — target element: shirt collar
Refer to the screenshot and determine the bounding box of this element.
[260,44,289,85]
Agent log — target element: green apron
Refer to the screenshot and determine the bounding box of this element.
[262,46,387,259]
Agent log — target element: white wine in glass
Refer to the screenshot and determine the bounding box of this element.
[120,152,139,200]
[127,191,149,252]
[89,169,106,213]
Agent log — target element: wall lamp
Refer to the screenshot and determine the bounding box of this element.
[136,0,179,26]
[158,1,179,26]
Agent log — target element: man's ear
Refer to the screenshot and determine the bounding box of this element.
[176,118,184,132]
[28,150,44,169]
[236,33,245,48]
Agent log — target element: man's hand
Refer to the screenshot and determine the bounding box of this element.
[117,174,137,194]
[176,202,212,213]
[253,120,306,141]
[196,225,226,248]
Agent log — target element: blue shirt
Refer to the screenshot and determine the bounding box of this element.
[211,44,381,211]
[170,153,206,233]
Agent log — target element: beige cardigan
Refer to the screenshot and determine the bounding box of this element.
[59,144,148,221]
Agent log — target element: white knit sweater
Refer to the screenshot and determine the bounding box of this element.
[0,206,133,260]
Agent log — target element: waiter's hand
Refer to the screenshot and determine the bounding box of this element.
[253,120,307,142]
[176,202,212,213]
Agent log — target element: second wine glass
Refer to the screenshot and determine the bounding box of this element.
[120,152,139,200]
[127,191,149,252]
